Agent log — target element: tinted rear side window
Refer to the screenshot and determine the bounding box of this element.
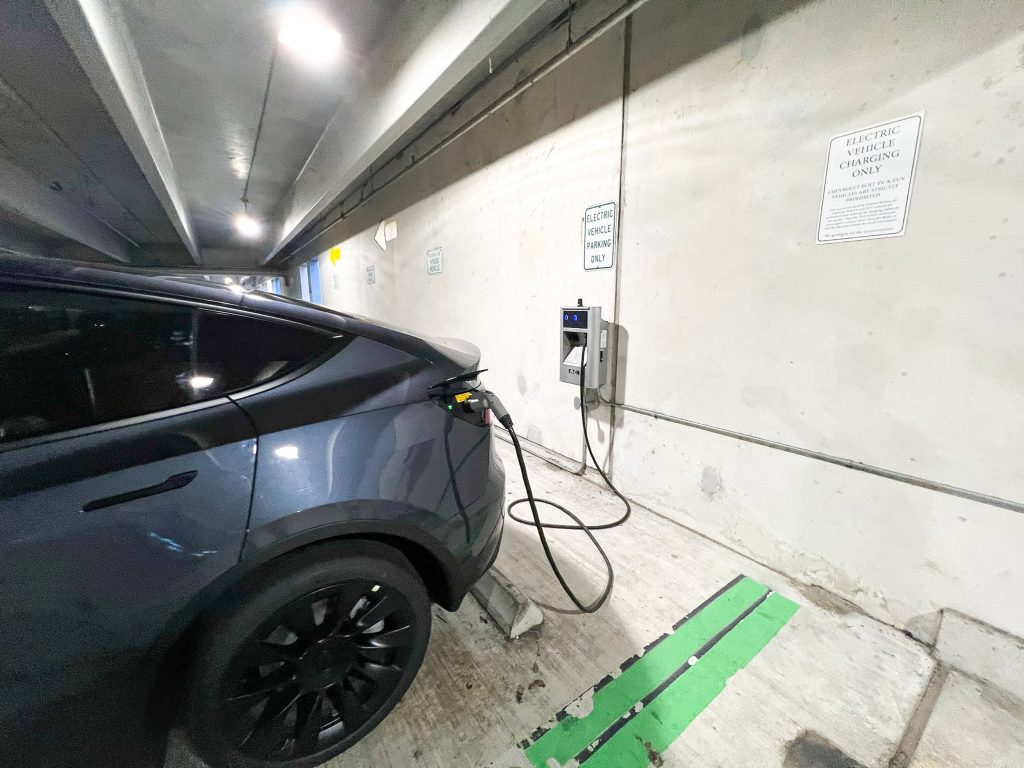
[196,311,335,393]
[0,287,335,444]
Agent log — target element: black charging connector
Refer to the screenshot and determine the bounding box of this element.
[461,390,513,430]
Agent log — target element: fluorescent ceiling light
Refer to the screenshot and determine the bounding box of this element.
[278,10,341,68]
[190,375,215,390]
[234,213,262,238]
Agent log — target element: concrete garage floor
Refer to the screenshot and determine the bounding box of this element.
[168,441,1024,768]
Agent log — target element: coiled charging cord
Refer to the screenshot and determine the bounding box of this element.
[499,351,631,613]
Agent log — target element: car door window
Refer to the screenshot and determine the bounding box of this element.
[0,287,335,444]
[1,287,197,442]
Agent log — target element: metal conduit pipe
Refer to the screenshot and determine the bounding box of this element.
[596,392,1024,515]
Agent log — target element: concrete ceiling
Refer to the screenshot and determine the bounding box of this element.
[121,0,399,251]
[0,0,564,272]
[0,0,191,264]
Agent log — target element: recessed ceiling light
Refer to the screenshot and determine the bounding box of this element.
[234,213,262,238]
[278,9,341,68]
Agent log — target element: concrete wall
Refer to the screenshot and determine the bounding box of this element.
[292,0,1024,641]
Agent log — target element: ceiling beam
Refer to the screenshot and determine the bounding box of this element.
[0,153,132,262]
[265,0,550,263]
[45,0,201,264]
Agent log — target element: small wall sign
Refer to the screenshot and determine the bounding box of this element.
[584,202,615,270]
[427,247,443,275]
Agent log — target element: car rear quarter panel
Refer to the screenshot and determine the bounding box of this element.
[234,335,498,597]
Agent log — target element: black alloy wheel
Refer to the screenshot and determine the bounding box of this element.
[185,542,431,768]
[223,581,416,760]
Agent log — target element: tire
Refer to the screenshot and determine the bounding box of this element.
[184,541,432,768]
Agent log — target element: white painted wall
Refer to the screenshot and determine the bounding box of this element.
[294,0,1024,641]
[619,0,1023,500]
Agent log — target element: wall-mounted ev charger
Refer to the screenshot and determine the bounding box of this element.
[560,301,609,391]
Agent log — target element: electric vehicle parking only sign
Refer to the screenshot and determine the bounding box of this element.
[584,202,615,270]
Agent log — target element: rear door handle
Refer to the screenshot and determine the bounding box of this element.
[83,471,198,512]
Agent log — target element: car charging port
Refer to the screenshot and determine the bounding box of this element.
[428,369,493,427]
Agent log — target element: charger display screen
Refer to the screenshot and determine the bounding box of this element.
[562,309,588,329]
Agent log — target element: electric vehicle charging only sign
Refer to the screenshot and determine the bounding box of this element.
[817,114,924,243]
[584,202,615,270]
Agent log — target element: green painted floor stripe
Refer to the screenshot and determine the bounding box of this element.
[525,577,769,768]
[581,591,799,768]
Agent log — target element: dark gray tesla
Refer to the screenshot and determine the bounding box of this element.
[0,254,504,768]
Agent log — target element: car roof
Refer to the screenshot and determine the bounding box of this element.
[0,252,247,308]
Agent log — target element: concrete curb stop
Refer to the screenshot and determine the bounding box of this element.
[470,566,544,640]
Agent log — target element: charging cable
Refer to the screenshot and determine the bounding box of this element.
[470,350,631,613]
